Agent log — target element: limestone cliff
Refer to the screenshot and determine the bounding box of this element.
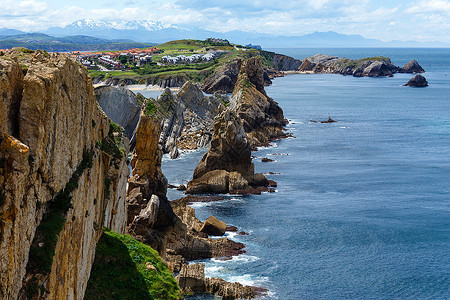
[0,49,128,299]
[95,86,141,144]
[231,57,288,149]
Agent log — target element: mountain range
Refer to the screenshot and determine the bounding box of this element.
[1,19,449,48]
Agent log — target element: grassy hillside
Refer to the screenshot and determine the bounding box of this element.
[84,229,180,300]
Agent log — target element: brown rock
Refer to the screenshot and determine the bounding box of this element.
[200,215,227,236]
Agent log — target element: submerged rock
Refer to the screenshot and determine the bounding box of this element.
[404,74,429,87]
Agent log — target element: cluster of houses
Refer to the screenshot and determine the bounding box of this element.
[71,47,160,69]
[161,50,226,65]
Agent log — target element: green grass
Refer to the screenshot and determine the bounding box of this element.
[84,229,180,300]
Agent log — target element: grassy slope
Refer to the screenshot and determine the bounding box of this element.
[84,229,180,300]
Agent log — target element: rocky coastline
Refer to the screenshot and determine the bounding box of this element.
[1,46,428,299]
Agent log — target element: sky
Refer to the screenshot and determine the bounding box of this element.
[0,0,449,43]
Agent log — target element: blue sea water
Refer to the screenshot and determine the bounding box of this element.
[162,48,450,299]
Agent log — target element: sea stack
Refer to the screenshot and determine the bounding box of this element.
[404,74,429,87]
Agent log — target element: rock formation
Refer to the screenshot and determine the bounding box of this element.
[299,55,425,77]
[159,82,226,158]
[186,108,270,194]
[399,60,425,73]
[202,60,241,94]
[232,56,288,149]
[404,74,429,87]
[176,263,266,300]
[95,86,141,144]
[0,48,128,299]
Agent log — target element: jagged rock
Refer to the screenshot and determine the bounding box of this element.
[269,53,303,71]
[94,86,141,143]
[231,57,288,149]
[404,74,429,87]
[362,61,396,77]
[186,107,269,194]
[0,49,129,299]
[159,82,225,158]
[177,184,186,191]
[202,60,241,94]
[176,263,266,300]
[200,215,227,236]
[399,60,425,73]
[262,157,274,162]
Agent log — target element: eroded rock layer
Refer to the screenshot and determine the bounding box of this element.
[0,49,128,299]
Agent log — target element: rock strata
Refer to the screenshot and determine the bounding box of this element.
[404,74,429,87]
[232,56,288,148]
[186,108,269,194]
[0,48,128,299]
[159,82,226,158]
[95,86,141,143]
[176,263,266,300]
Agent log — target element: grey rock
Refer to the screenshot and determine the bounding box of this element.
[404,74,428,87]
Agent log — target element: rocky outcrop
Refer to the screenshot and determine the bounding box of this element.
[200,215,227,236]
[202,60,241,94]
[186,108,270,194]
[159,82,226,158]
[269,53,303,71]
[0,49,128,299]
[95,86,141,143]
[232,57,288,149]
[299,55,425,77]
[399,60,425,73]
[176,263,266,300]
[404,74,429,87]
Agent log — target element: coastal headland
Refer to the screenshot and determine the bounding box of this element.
[0,40,426,299]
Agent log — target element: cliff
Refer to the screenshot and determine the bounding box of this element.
[232,57,288,149]
[0,49,129,299]
[159,82,226,158]
[95,86,141,144]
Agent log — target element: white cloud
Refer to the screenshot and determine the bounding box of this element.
[406,0,450,15]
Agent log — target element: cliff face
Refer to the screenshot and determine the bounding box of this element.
[160,82,225,158]
[269,53,302,71]
[0,49,128,299]
[231,57,288,149]
[95,86,141,143]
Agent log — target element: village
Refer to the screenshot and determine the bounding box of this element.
[71,45,227,71]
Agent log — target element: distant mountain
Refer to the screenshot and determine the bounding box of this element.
[0,28,25,36]
[0,33,154,52]
[2,19,449,48]
[44,19,212,43]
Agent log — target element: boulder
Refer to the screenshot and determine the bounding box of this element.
[404,74,428,87]
[399,60,425,73]
[200,215,227,236]
[362,61,394,77]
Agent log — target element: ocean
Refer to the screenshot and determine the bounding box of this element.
[158,48,450,299]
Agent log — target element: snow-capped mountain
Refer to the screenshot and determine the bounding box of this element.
[67,19,176,32]
[45,19,209,43]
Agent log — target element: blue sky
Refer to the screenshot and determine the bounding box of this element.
[0,0,449,42]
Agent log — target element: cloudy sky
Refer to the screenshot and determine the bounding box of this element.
[0,0,449,42]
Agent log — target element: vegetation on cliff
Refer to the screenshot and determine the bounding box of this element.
[85,229,180,300]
